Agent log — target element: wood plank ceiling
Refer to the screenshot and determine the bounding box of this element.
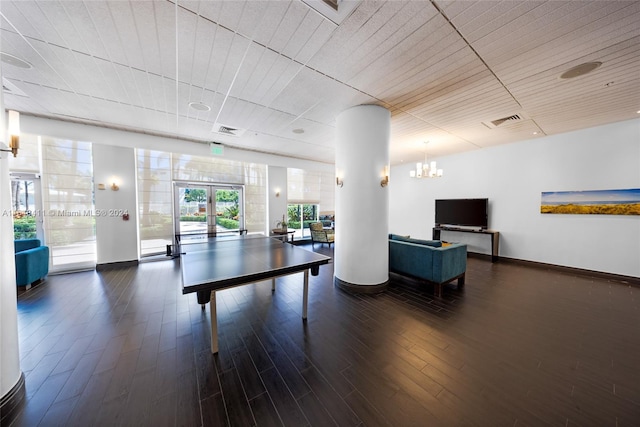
[1,0,639,165]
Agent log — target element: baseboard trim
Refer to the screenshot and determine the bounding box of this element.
[96,259,139,271]
[334,276,389,294]
[1,372,25,426]
[468,253,640,286]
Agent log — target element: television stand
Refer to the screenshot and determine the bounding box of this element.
[433,226,499,262]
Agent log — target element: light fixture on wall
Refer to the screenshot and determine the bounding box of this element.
[0,110,20,157]
[409,141,443,179]
[336,176,343,187]
[110,177,120,191]
[275,188,280,197]
[380,165,389,187]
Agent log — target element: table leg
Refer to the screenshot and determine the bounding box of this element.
[302,269,309,319]
[210,291,218,354]
[271,277,276,292]
[491,232,500,262]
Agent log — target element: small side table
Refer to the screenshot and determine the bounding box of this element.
[271,228,295,243]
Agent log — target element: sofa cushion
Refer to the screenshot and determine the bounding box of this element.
[389,234,442,248]
[389,233,410,240]
[15,239,41,253]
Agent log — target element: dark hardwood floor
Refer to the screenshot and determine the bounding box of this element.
[10,243,640,426]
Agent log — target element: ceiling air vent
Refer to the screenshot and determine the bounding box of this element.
[482,113,528,129]
[212,122,246,137]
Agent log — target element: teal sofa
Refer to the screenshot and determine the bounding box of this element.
[389,234,467,297]
[14,239,49,288]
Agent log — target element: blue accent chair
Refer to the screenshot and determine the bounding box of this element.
[14,239,50,288]
[389,234,467,297]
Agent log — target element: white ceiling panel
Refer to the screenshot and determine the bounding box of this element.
[5,1,65,47]
[83,1,128,66]
[1,0,638,166]
[130,1,170,77]
[266,1,315,55]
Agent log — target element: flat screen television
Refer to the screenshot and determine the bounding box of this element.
[435,198,488,229]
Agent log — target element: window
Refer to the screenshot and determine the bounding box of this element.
[137,150,173,256]
[172,154,266,234]
[40,137,96,271]
[287,203,318,238]
[287,168,334,238]
[9,134,96,271]
[137,150,266,255]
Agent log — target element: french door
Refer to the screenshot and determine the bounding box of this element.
[173,182,244,239]
[10,173,44,241]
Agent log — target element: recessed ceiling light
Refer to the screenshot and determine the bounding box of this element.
[189,102,210,112]
[292,128,305,134]
[0,52,32,69]
[559,61,602,79]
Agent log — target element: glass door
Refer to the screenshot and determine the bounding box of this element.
[176,184,211,236]
[10,173,44,241]
[213,187,243,234]
[287,203,318,239]
[174,183,244,241]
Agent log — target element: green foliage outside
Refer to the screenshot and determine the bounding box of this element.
[216,190,238,203]
[183,188,207,203]
[223,204,239,220]
[287,220,314,229]
[180,215,207,222]
[14,216,36,240]
[287,205,300,222]
[217,217,239,229]
[287,204,318,229]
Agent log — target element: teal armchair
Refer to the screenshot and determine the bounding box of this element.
[14,239,49,288]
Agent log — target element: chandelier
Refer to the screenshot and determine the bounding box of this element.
[409,141,443,178]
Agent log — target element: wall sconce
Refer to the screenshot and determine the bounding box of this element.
[1,110,20,157]
[380,165,389,187]
[275,188,280,197]
[111,182,119,191]
[336,176,343,187]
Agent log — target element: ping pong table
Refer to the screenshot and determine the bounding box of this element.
[180,234,331,353]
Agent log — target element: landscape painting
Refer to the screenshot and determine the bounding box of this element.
[541,188,640,215]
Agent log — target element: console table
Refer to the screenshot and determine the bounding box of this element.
[433,227,500,262]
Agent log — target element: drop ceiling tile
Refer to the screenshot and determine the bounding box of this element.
[6,1,65,46]
[83,1,129,66]
[1,0,638,165]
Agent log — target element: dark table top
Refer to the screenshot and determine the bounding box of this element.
[180,235,331,295]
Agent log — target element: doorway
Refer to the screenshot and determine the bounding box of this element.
[10,173,44,241]
[173,182,244,239]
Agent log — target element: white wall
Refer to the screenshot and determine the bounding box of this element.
[390,119,640,278]
[0,150,21,400]
[267,166,288,233]
[93,144,138,265]
[0,105,21,401]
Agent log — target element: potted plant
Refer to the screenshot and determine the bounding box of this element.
[276,214,288,231]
